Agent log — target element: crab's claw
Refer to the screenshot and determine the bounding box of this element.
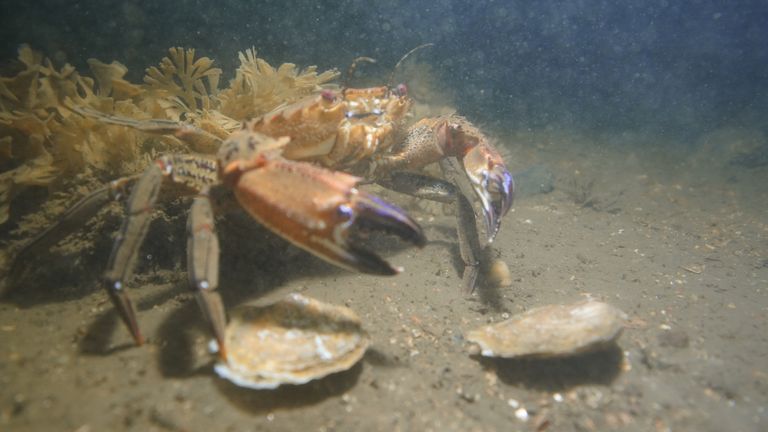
[344,192,428,272]
[462,144,515,243]
[224,156,425,275]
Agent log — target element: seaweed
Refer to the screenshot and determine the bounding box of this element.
[87,58,143,99]
[218,48,338,120]
[144,47,222,114]
[0,44,340,228]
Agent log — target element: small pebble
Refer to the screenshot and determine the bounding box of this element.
[515,407,529,421]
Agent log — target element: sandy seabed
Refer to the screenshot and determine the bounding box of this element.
[1,127,766,431]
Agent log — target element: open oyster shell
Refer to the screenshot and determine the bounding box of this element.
[466,300,627,358]
[213,293,369,389]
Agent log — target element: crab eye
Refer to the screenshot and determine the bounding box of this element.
[321,89,337,102]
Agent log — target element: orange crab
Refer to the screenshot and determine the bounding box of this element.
[245,78,514,289]
[11,48,514,359]
[15,128,425,359]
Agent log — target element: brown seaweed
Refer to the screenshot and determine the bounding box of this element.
[218,47,339,120]
[0,44,339,229]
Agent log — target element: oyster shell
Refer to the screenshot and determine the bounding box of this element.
[213,293,369,389]
[466,301,627,358]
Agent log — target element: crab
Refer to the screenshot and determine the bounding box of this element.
[17,127,425,359]
[229,75,514,291]
[11,49,514,359]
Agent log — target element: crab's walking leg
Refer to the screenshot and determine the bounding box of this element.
[69,105,223,153]
[5,176,139,297]
[456,191,482,291]
[186,188,227,360]
[102,154,219,345]
[378,170,482,293]
[103,164,166,345]
[438,158,485,292]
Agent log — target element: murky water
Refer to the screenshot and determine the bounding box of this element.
[1,2,766,431]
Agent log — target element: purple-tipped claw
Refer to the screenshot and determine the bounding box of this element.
[343,193,426,275]
[231,157,424,279]
[464,151,515,243]
[484,166,514,242]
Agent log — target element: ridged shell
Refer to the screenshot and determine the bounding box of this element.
[466,301,626,358]
[214,293,369,389]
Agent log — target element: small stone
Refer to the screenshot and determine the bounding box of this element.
[515,407,529,421]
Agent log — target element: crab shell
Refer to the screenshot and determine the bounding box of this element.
[466,301,627,358]
[213,293,370,389]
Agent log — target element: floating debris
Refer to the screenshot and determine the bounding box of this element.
[466,301,627,358]
[212,293,369,389]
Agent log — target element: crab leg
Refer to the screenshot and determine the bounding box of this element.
[104,154,219,345]
[68,105,223,153]
[186,188,227,360]
[103,163,165,345]
[440,159,485,293]
[377,169,482,293]
[5,176,139,297]
[373,115,514,243]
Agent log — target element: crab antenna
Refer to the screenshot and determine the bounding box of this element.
[387,43,435,89]
[342,56,377,93]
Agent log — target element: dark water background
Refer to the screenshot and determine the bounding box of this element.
[1,0,766,137]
